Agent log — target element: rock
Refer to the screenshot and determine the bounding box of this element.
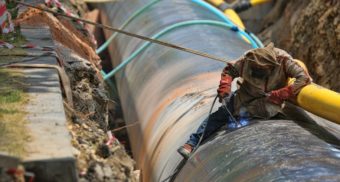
[71,114,83,124]
[94,164,104,181]
[72,147,81,156]
[102,165,113,179]
[96,144,111,159]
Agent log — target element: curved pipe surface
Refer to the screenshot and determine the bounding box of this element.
[175,119,340,181]
[98,0,340,181]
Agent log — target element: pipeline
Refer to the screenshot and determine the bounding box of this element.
[96,1,340,181]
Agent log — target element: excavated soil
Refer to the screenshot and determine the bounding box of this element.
[15,7,101,69]
[290,0,340,91]
[258,0,340,92]
[56,43,137,181]
[15,5,137,182]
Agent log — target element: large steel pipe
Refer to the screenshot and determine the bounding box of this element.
[176,119,340,181]
[98,1,340,181]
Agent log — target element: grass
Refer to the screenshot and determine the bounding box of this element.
[0,68,30,158]
[0,29,27,47]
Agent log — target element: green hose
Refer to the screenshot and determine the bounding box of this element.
[96,0,161,54]
[104,20,242,80]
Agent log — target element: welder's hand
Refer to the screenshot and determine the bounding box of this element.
[217,74,232,103]
[268,86,294,105]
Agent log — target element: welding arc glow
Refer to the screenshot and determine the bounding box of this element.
[240,119,249,126]
[227,117,249,129]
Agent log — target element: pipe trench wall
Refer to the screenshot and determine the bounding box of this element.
[99,1,340,181]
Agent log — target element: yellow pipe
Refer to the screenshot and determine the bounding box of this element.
[250,0,271,6]
[289,60,340,124]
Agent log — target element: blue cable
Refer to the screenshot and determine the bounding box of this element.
[191,0,261,48]
[104,20,252,80]
[249,32,264,47]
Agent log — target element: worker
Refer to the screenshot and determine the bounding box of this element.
[177,43,312,159]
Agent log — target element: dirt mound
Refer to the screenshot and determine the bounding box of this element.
[14,5,137,181]
[258,0,340,92]
[57,43,137,181]
[56,42,108,128]
[15,7,101,69]
[290,0,340,91]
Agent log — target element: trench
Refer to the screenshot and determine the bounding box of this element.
[90,12,134,155]
[91,1,340,182]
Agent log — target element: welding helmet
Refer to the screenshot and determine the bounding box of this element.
[245,43,280,79]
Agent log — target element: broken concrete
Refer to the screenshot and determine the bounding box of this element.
[18,25,77,181]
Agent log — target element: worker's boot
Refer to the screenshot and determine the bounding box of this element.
[177,144,193,159]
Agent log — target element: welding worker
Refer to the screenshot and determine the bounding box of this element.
[177,43,312,159]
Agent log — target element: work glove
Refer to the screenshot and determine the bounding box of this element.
[217,74,232,103]
[268,86,294,105]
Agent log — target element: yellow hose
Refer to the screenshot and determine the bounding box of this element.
[250,0,271,6]
[204,0,247,42]
[297,84,340,124]
[223,9,246,29]
[289,60,340,124]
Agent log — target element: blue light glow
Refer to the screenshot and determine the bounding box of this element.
[227,118,249,129]
[240,119,249,126]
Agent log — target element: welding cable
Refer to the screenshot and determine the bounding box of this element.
[161,95,219,182]
[103,19,256,80]
[96,0,161,54]
[192,95,218,153]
